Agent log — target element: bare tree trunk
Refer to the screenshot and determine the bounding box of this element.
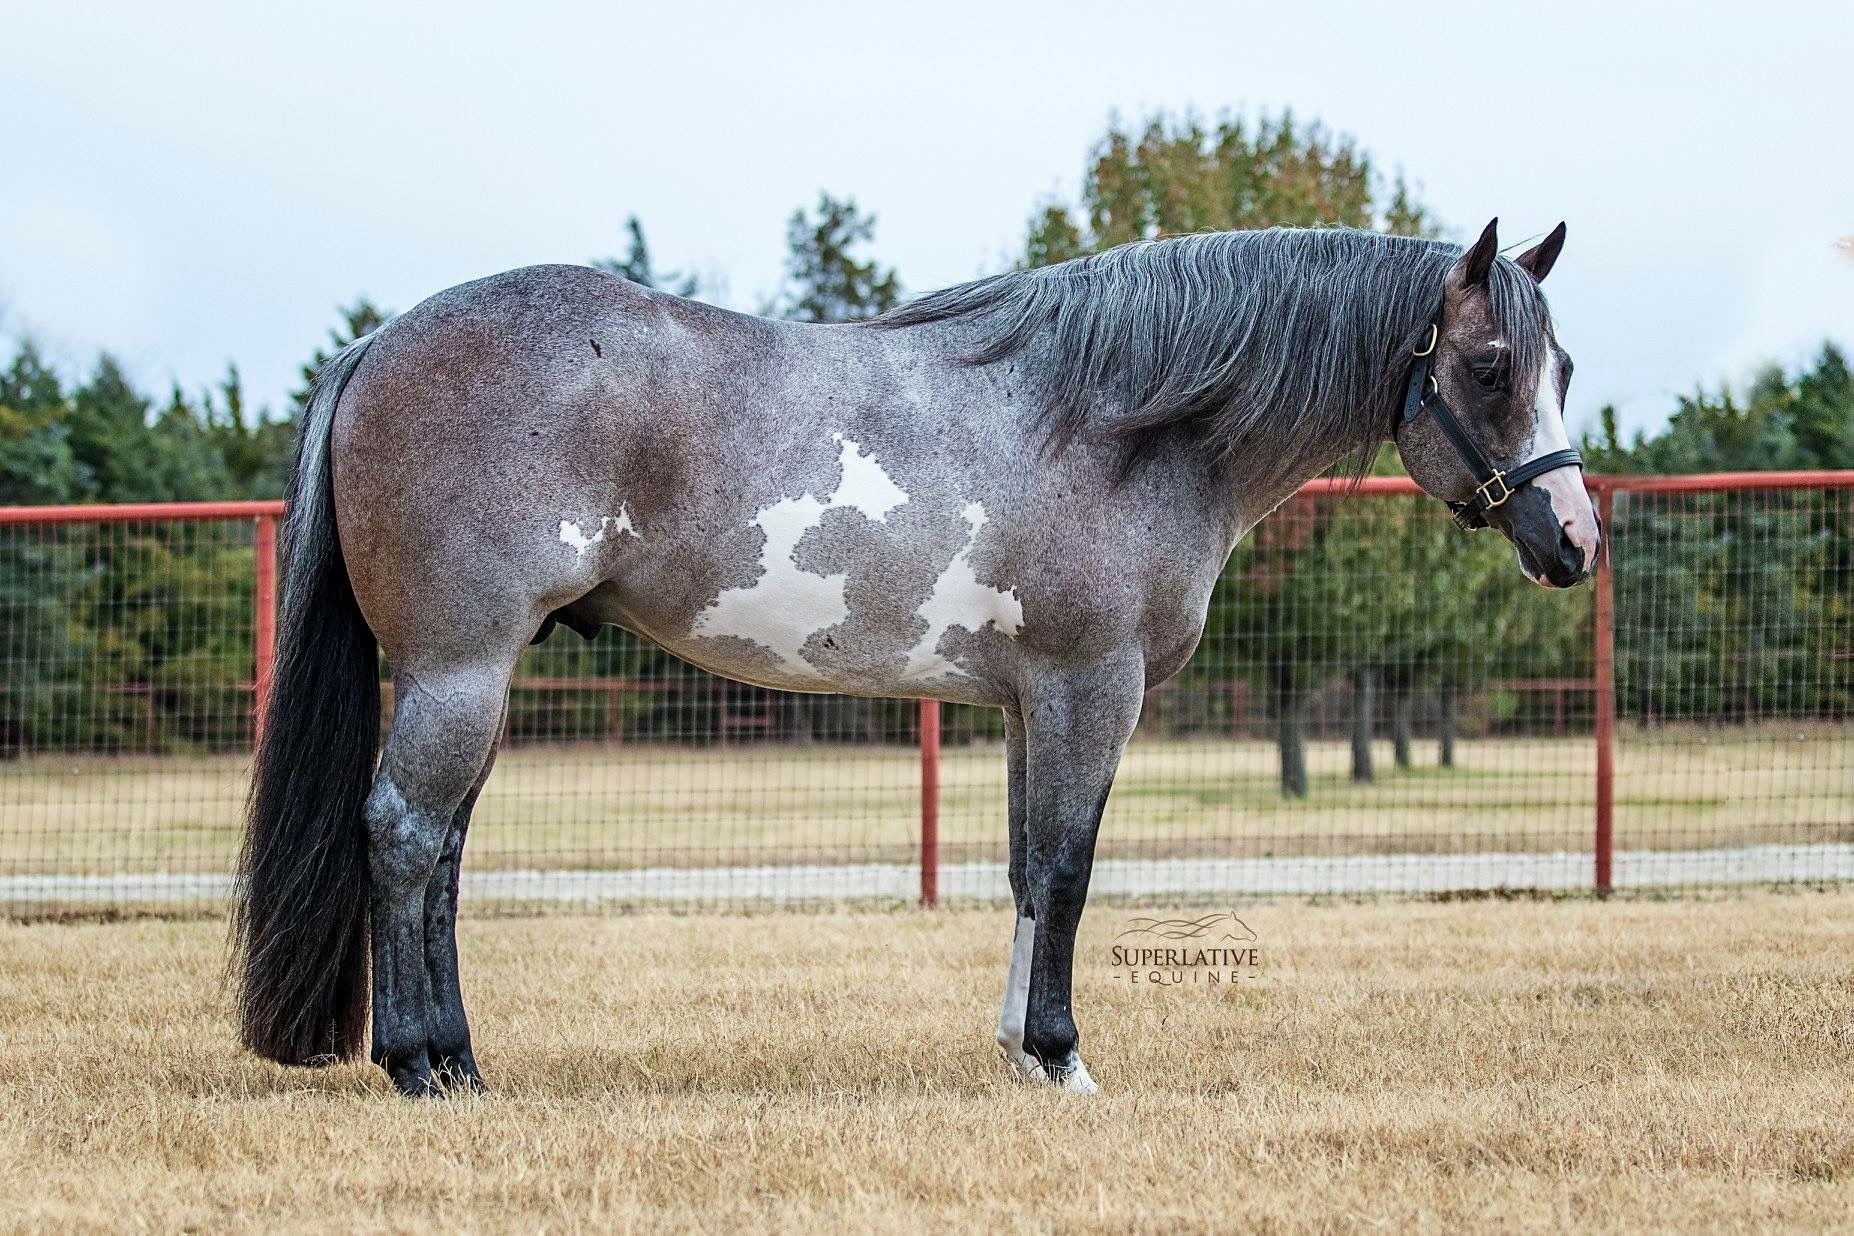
[1350,667,1375,783]
[1390,677,1414,770]
[1438,679,1458,769]
[1272,659,1308,798]
[783,695,813,746]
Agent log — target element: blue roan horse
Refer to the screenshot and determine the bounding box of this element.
[236,218,1598,1095]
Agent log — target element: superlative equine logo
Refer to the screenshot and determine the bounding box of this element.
[1108,911,1261,987]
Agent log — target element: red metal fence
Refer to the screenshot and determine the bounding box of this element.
[1,473,1848,911]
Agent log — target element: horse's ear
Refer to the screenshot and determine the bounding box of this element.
[1447,218,1500,291]
[1516,222,1568,283]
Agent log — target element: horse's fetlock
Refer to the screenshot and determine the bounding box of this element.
[1025,1018,1079,1069]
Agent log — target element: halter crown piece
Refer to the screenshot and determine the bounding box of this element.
[1398,317,1584,531]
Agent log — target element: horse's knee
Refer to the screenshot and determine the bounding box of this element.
[364,774,448,891]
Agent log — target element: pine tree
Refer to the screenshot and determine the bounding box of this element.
[0,342,77,505]
[66,354,152,500]
[292,300,389,413]
[204,365,295,499]
[777,193,901,323]
[592,216,701,297]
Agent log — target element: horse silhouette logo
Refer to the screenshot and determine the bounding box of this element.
[1115,911,1257,943]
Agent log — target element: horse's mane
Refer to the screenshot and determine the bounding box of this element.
[869,226,1550,485]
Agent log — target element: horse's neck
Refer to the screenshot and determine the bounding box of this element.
[1213,409,1388,543]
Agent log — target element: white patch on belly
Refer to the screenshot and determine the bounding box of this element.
[690,435,910,678]
[559,507,642,560]
[900,503,1024,682]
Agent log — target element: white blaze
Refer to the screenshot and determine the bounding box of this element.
[900,502,1025,681]
[691,435,909,677]
[1525,356,1600,574]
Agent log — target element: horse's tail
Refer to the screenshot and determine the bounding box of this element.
[234,333,381,1065]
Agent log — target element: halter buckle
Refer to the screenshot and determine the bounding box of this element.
[1474,471,1514,511]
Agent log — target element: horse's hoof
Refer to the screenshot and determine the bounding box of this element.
[998,1041,1047,1082]
[1057,1063,1099,1095]
[433,1052,487,1094]
[1043,1051,1100,1095]
[387,1062,441,1098]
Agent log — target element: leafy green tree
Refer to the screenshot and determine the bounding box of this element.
[0,342,77,505]
[65,354,153,500]
[1583,344,1853,475]
[1792,344,1854,466]
[1022,203,1088,269]
[1022,110,1437,268]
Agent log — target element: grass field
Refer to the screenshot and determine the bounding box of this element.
[1,728,1847,877]
[3,892,1852,1230]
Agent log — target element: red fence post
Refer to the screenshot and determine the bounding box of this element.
[919,698,941,907]
[1593,485,1616,894]
[253,513,278,747]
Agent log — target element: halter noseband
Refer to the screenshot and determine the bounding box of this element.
[1398,319,1584,531]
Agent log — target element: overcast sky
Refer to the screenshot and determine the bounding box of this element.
[4,0,1850,439]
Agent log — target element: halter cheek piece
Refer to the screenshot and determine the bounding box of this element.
[1399,320,1584,531]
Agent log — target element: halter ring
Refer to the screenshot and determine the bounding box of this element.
[1474,471,1514,510]
[1413,324,1437,357]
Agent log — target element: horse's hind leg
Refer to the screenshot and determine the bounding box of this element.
[420,703,502,1092]
[365,662,511,1096]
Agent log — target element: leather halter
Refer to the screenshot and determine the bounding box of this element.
[1398,320,1584,531]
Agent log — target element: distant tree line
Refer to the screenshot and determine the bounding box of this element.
[1,111,1848,792]
[1582,348,1853,737]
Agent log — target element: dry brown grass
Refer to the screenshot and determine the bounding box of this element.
[2,727,1848,875]
[3,892,1853,1231]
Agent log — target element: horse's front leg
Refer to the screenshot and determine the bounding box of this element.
[995,706,1041,1079]
[1019,653,1145,1093]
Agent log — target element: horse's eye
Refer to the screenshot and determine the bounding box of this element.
[1470,361,1507,391]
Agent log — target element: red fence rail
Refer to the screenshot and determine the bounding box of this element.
[2,472,1849,906]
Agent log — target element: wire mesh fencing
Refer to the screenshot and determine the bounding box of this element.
[1,476,1848,914]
